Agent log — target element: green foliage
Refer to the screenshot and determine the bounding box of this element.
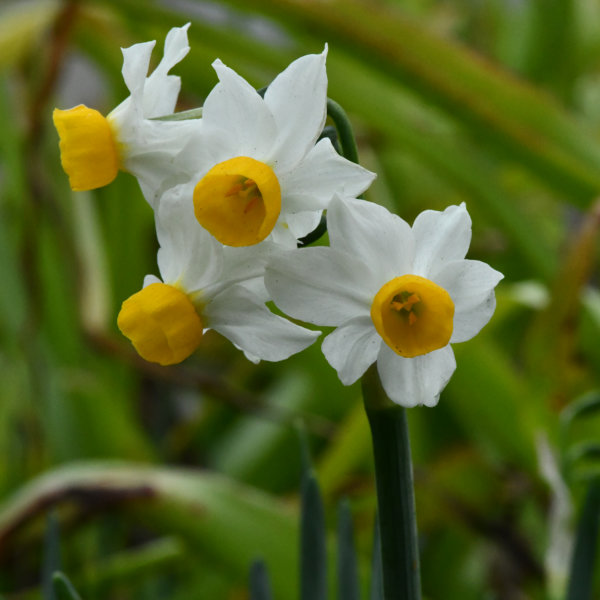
[1,0,600,597]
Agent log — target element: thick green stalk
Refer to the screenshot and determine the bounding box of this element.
[362,366,421,600]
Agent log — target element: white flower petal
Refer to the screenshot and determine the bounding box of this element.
[278,139,376,213]
[122,119,202,209]
[327,197,414,286]
[203,242,275,300]
[322,316,382,385]
[263,48,328,170]
[143,274,162,287]
[376,344,456,407]
[143,23,191,117]
[119,41,155,108]
[284,211,323,241]
[265,247,374,326]
[201,59,277,159]
[411,203,472,277]
[431,259,503,343]
[205,285,320,361]
[155,184,223,291]
[269,223,299,249]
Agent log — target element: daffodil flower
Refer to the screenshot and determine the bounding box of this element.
[117,184,320,366]
[53,23,200,207]
[265,198,503,406]
[190,48,376,248]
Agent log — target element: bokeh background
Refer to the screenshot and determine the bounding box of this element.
[1,0,600,598]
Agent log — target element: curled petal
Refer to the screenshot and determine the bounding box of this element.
[120,41,155,106]
[144,23,191,117]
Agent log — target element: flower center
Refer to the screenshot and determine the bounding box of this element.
[370,274,454,358]
[52,105,120,191]
[117,282,203,366]
[193,156,281,247]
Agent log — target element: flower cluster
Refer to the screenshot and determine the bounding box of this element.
[54,25,502,406]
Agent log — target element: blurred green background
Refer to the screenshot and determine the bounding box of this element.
[1,0,600,597]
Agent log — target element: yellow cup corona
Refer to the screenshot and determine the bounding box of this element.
[371,274,454,358]
[53,105,120,191]
[193,156,281,247]
[117,283,204,366]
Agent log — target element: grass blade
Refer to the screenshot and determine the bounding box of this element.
[249,559,274,600]
[566,479,600,600]
[337,499,359,600]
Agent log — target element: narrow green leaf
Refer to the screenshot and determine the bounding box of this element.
[0,463,298,600]
[566,443,600,467]
[369,514,383,600]
[82,537,184,593]
[249,559,274,600]
[52,572,82,600]
[42,512,60,600]
[337,499,359,600]
[296,420,313,477]
[566,479,600,600]
[300,471,327,600]
[561,391,600,429]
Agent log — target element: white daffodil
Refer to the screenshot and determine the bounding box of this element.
[265,197,503,407]
[117,183,319,366]
[189,48,376,248]
[53,23,200,207]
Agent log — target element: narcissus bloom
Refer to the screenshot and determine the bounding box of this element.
[117,185,319,366]
[265,198,503,407]
[191,48,375,248]
[53,24,200,207]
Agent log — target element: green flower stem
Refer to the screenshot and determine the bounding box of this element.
[327,98,360,165]
[362,366,421,600]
